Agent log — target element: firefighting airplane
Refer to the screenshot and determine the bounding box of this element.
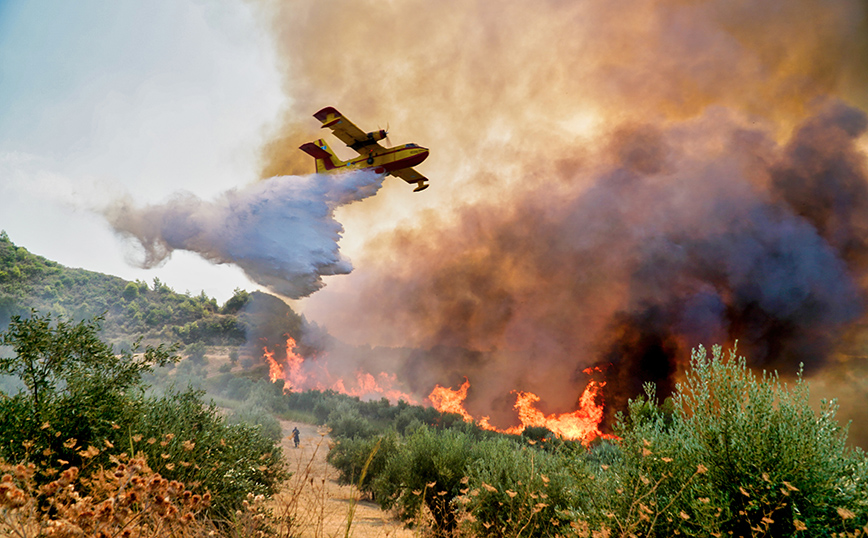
[299,107,430,192]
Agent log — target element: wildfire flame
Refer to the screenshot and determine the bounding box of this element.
[262,336,418,403]
[264,347,284,383]
[265,337,609,443]
[428,378,474,422]
[428,369,608,445]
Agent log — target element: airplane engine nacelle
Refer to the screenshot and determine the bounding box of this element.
[366,130,387,142]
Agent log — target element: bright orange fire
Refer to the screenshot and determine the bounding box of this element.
[428,369,608,445]
[265,337,608,442]
[262,336,418,403]
[428,377,474,421]
[264,347,284,383]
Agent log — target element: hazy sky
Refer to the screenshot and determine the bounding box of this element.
[0,0,284,301]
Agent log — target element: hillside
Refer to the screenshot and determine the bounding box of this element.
[0,230,301,350]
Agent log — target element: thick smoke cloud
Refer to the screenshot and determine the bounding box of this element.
[104,171,383,299]
[248,0,868,439]
[305,105,867,428]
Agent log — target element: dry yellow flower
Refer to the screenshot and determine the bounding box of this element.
[837,507,856,519]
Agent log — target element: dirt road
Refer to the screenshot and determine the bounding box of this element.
[275,420,415,538]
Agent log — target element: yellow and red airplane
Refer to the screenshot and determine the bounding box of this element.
[299,107,430,192]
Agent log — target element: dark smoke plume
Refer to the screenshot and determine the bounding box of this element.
[104,171,383,299]
[244,0,868,440]
[304,104,868,432]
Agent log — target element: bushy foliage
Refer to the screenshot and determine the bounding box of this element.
[461,438,581,537]
[0,311,286,520]
[0,311,176,470]
[672,345,867,535]
[132,389,286,517]
[227,402,284,442]
[185,341,208,364]
[326,402,378,440]
[576,345,868,537]
[327,432,399,498]
[374,426,475,535]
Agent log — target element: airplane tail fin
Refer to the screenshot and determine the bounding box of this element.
[299,139,344,173]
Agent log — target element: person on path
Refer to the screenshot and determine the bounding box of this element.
[291,427,300,448]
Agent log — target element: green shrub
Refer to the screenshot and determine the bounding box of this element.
[0,311,286,520]
[133,388,287,517]
[579,345,868,537]
[122,281,139,300]
[462,437,582,538]
[373,426,475,535]
[228,402,284,442]
[0,311,176,471]
[328,432,399,499]
[671,345,868,536]
[327,402,377,440]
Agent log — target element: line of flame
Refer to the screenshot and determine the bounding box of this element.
[427,376,608,445]
[261,337,418,404]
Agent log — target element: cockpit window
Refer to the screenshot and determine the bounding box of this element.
[406,143,418,148]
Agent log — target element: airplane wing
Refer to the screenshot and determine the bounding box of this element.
[313,107,385,153]
[391,167,430,192]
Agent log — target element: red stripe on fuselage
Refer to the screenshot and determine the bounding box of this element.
[382,151,429,172]
[344,149,428,171]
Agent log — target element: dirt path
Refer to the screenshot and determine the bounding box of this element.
[275,420,415,538]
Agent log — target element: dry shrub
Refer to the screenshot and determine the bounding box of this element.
[0,456,217,537]
[0,454,281,538]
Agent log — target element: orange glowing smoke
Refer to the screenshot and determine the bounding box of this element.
[428,370,607,445]
[262,337,417,403]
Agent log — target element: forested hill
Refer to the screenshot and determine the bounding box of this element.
[0,230,302,349]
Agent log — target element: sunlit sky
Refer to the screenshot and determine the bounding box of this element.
[0,0,284,302]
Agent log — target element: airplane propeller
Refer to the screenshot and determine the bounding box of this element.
[379,123,391,147]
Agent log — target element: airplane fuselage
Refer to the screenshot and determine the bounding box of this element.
[347,144,429,175]
[300,107,431,191]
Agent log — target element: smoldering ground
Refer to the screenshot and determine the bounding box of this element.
[246,0,868,442]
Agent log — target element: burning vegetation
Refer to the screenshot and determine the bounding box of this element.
[263,336,417,403]
[428,373,609,445]
[263,335,611,444]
